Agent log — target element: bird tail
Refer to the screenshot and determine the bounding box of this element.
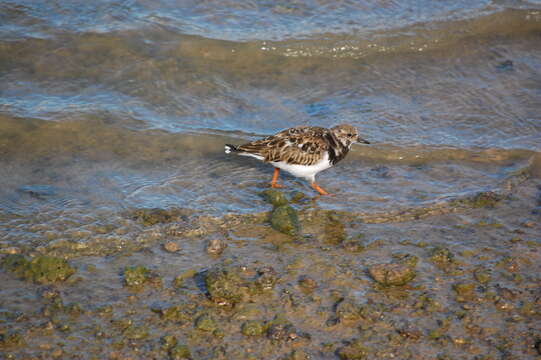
[224,144,238,154]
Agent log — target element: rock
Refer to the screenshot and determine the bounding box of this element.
[270,205,299,236]
[123,265,161,288]
[429,246,455,268]
[241,320,265,336]
[2,255,75,284]
[337,339,368,360]
[169,344,191,360]
[453,283,476,302]
[336,299,361,322]
[284,350,310,360]
[368,263,416,286]
[173,269,196,288]
[0,247,21,255]
[131,208,189,226]
[297,275,317,293]
[267,322,299,341]
[161,335,177,351]
[254,267,278,291]
[164,241,180,253]
[324,214,346,245]
[206,238,227,256]
[0,329,26,349]
[194,314,217,332]
[473,268,491,284]
[205,266,247,306]
[260,189,289,207]
[123,325,149,340]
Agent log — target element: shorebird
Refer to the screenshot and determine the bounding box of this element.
[225,124,370,195]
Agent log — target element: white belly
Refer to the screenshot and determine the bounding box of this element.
[271,152,332,182]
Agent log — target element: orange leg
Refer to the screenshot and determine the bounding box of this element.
[311,182,333,196]
[270,168,285,188]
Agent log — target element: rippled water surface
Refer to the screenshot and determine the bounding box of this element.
[1,0,541,358]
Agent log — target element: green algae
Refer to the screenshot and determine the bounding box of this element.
[368,263,416,286]
[151,305,193,324]
[473,267,491,284]
[173,269,197,288]
[429,246,455,269]
[260,189,289,207]
[449,191,502,208]
[2,254,75,284]
[241,320,265,336]
[131,208,189,226]
[323,213,346,245]
[270,205,300,236]
[453,282,477,302]
[123,265,150,287]
[205,266,247,306]
[194,313,217,332]
[170,344,191,360]
[337,339,368,360]
[0,329,25,349]
[123,325,149,340]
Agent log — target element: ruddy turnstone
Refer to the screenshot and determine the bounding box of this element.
[224,124,370,195]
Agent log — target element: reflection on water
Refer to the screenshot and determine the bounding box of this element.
[0,0,540,232]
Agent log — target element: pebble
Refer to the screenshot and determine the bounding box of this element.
[206,238,227,255]
[163,241,180,253]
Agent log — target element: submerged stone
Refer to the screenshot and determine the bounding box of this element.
[453,282,476,302]
[170,344,191,360]
[429,246,455,268]
[0,329,26,349]
[206,238,227,256]
[194,314,217,332]
[254,266,278,291]
[270,205,299,236]
[2,255,75,284]
[241,320,265,336]
[324,215,346,245]
[260,189,289,207]
[205,266,247,306]
[336,299,362,322]
[131,208,188,226]
[368,263,416,286]
[337,339,368,360]
[123,265,161,288]
[474,268,491,284]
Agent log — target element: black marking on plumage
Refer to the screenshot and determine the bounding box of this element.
[325,132,348,165]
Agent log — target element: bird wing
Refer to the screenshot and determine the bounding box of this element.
[236,126,330,166]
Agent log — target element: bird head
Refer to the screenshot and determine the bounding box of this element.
[331,124,370,147]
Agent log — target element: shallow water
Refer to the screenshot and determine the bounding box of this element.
[1,0,541,359]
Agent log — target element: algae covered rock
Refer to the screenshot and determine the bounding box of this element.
[0,329,26,349]
[123,265,161,288]
[2,254,75,284]
[338,339,368,360]
[271,205,299,236]
[194,314,217,332]
[323,213,346,245]
[131,207,189,226]
[241,320,265,336]
[453,282,477,302]
[205,266,247,306]
[260,189,289,207]
[368,263,416,286]
[429,246,455,268]
[170,344,191,360]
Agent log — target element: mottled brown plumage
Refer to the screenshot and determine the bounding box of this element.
[225,124,370,195]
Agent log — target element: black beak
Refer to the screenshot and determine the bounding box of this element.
[357,136,370,144]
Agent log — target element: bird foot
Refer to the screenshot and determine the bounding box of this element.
[311,182,333,196]
[271,183,286,189]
